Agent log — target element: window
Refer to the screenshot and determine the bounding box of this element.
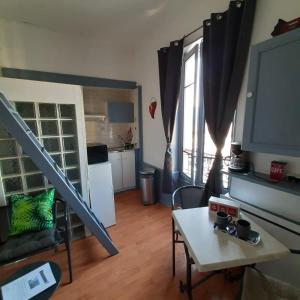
[203,123,232,188]
[180,39,232,187]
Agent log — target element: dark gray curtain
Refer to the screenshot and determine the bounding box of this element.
[158,39,184,193]
[203,0,256,200]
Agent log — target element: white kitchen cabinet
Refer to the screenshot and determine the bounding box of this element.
[121,151,136,189]
[108,150,136,192]
[88,162,116,228]
[108,152,123,191]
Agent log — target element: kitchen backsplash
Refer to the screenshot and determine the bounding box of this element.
[85,119,136,148]
[83,86,138,148]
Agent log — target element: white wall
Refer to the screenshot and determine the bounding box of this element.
[134,0,300,174]
[1,1,300,174]
[0,19,135,81]
[82,87,139,148]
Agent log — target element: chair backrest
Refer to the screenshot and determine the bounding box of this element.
[172,185,206,210]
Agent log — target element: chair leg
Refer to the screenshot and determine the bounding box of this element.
[172,218,176,276]
[65,231,73,283]
[184,243,193,300]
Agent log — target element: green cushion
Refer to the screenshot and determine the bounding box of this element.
[9,189,55,236]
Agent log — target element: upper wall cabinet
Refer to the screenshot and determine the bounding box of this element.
[243,29,300,157]
[108,102,134,123]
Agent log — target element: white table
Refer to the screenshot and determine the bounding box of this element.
[172,207,290,299]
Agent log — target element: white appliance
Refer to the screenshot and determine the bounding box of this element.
[224,176,300,287]
[88,162,116,228]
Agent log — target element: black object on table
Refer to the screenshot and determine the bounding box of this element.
[0,261,61,300]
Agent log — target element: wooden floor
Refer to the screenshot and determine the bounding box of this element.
[0,189,240,299]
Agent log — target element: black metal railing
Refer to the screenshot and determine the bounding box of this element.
[182,149,230,188]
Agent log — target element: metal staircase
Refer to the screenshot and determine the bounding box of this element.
[0,93,118,256]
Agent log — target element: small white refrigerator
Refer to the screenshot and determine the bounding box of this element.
[88,162,116,228]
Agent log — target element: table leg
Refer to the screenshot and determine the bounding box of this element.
[172,218,176,276]
[186,244,193,300]
[224,265,252,282]
[179,243,221,299]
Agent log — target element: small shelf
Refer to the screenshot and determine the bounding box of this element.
[56,210,74,218]
[71,221,84,229]
[71,225,85,240]
[84,114,106,121]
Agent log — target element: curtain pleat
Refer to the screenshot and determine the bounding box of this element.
[158,39,184,193]
[203,0,256,201]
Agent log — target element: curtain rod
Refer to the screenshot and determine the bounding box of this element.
[183,0,245,39]
[183,24,204,40]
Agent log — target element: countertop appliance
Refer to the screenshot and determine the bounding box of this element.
[87,144,108,165]
[228,142,248,173]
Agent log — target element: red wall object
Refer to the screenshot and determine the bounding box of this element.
[271,17,300,36]
[149,101,157,119]
[270,161,287,182]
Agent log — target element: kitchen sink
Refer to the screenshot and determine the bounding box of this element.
[109,144,135,152]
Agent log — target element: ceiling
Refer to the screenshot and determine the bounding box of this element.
[0,0,188,41]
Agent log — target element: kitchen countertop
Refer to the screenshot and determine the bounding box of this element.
[108,146,136,152]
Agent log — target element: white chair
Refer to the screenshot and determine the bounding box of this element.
[240,266,300,300]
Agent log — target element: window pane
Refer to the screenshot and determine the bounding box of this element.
[182,151,192,178]
[25,120,38,136]
[0,159,20,176]
[65,153,78,166]
[0,128,11,139]
[59,104,75,118]
[182,84,195,177]
[15,102,35,118]
[73,182,82,194]
[61,120,76,135]
[22,157,39,173]
[63,137,77,151]
[3,177,22,193]
[51,154,62,168]
[39,103,57,118]
[43,138,60,152]
[184,54,196,87]
[41,121,58,136]
[26,174,44,189]
[66,168,80,181]
[0,140,17,158]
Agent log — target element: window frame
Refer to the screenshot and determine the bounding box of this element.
[178,43,202,183]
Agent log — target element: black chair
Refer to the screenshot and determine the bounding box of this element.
[0,198,73,283]
[171,185,206,276]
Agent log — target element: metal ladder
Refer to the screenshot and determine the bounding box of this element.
[0,93,118,256]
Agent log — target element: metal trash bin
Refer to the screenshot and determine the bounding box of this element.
[139,168,155,205]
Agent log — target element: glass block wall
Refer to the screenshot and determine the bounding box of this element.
[0,102,85,240]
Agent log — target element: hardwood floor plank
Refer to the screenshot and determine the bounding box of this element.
[0,189,240,299]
